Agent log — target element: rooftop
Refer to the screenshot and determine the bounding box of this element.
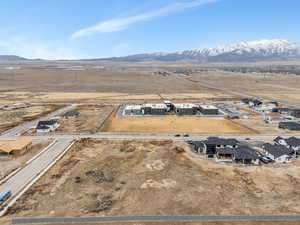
[173,103,197,108]
[199,104,218,110]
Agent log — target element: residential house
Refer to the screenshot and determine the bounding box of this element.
[291,109,300,118]
[279,122,300,131]
[216,146,259,165]
[262,143,294,163]
[36,120,60,132]
[62,110,80,118]
[0,137,32,155]
[274,136,300,154]
[189,137,239,158]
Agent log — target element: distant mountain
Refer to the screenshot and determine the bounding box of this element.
[100,39,300,62]
[0,55,29,61]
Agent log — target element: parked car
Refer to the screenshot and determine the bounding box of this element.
[0,190,12,203]
[174,134,181,137]
[260,157,273,164]
[183,134,189,137]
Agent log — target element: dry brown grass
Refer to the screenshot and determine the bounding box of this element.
[7,139,300,220]
[102,116,256,134]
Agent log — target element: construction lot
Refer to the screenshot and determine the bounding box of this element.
[102,116,255,134]
[5,139,300,219]
[0,140,51,181]
[55,105,115,134]
[0,105,62,134]
[236,117,300,135]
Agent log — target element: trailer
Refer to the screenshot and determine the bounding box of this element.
[0,190,12,203]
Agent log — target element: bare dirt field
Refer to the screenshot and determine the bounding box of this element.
[0,63,218,94]
[5,139,300,221]
[54,105,115,134]
[0,105,62,134]
[0,140,51,181]
[0,62,300,106]
[102,116,256,134]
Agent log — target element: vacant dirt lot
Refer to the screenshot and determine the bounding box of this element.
[0,105,62,134]
[6,139,300,220]
[102,116,255,134]
[0,140,51,181]
[55,105,115,134]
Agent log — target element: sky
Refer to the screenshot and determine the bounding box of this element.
[0,0,299,59]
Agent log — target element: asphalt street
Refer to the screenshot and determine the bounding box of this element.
[11,214,300,224]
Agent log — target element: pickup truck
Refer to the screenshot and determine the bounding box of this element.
[0,190,12,203]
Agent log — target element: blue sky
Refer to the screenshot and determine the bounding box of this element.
[0,0,299,59]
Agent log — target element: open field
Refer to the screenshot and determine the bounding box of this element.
[1,62,300,105]
[189,71,300,105]
[0,63,220,94]
[102,116,256,134]
[0,140,51,181]
[0,92,235,104]
[0,105,62,134]
[5,139,300,221]
[55,105,115,134]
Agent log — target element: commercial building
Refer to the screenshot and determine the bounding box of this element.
[124,105,142,115]
[141,104,167,115]
[0,137,32,155]
[199,104,219,115]
[173,103,198,115]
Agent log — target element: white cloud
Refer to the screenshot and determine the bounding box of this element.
[0,37,78,60]
[71,0,218,39]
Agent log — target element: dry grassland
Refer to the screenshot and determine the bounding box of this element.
[6,139,300,221]
[102,116,255,134]
[190,71,300,105]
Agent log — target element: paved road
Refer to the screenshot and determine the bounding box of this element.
[1,105,77,138]
[0,139,73,200]
[5,133,298,142]
[1,133,300,143]
[11,214,300,224]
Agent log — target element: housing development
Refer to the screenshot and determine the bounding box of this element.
[0,60,299,225]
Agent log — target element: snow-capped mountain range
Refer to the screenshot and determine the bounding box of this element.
[104,39,300,62]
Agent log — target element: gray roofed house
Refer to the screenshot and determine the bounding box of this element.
[216,146,259,165]
[279,122,300,131]
[188,137,239,158]
[274,136,300,153]
[62,110,80,118]
[262,143,294,163]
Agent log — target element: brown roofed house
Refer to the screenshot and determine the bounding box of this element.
[0,137,32,155]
